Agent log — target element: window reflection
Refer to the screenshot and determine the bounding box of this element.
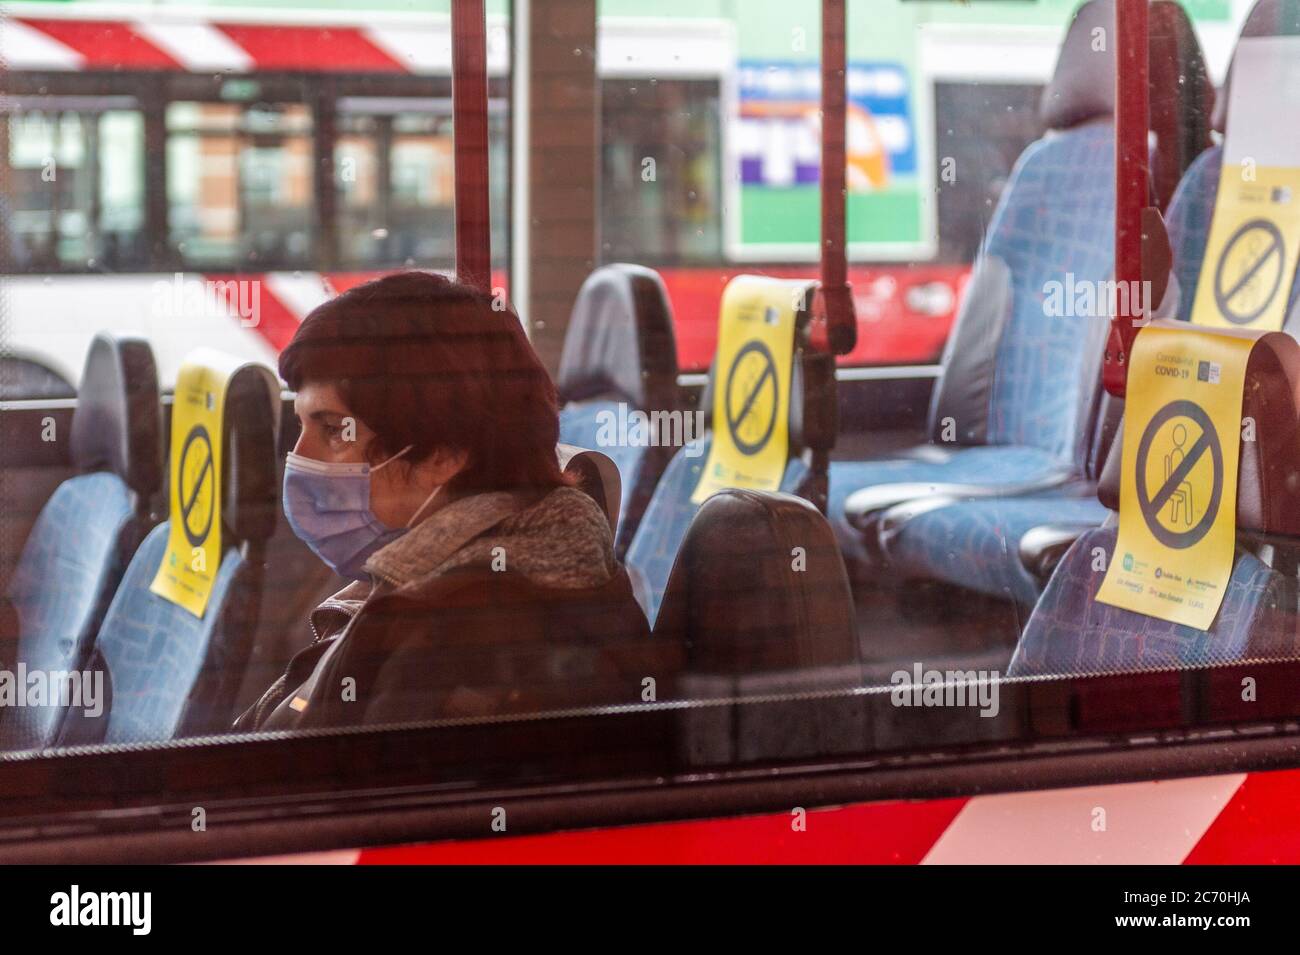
[166,102,314,268]
[5,102,145,270]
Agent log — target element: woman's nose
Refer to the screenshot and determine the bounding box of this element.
[291,428,316,459]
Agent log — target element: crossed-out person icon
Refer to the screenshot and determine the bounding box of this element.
[1164,422,1195,527]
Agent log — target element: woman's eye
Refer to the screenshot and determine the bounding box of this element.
[323,424,344,439]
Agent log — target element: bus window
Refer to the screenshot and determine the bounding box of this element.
[4,101,146,272]
[166,102,314,269]
[335,112,390,267]
[336,99,510,270]
[601,78,724,264]
[588,10,1054,372]
[10,0,1300,877]
[933,82,1043,265]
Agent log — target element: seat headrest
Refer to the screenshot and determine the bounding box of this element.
[221,364,280,546]
[1211,0,1300,134]
[1101,329,1300,536]
[1040,0,1117,130]
[555,264,679,412]
[557,443,621,534]
[1148,1,1214,199]
[1040,1,1209,135]
[70,332,163,498]
[652,490,859,676]
[0,356,75,399]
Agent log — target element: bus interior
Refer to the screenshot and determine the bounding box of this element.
[3,0,1300,863]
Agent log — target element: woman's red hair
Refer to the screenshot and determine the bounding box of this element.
[280,271,568,494]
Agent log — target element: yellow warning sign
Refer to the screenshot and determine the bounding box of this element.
[150,352,239,618]
[1096,324,1255,630]
[691,276,804,504]
[1192,166,1300,331]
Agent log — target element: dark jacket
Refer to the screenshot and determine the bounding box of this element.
[235,486,666,731]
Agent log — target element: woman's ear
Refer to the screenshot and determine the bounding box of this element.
[424,447,469,485]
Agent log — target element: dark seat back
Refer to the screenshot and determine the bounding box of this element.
[624,277,831,624]
[557,264,679,555]
[58,360,279,744]
[654,489,863,763]
[1,332,162,750]
[558,444,622,535]
[654,489,858,675]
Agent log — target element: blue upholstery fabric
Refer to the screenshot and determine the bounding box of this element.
[1009,527,1293,676]
[559,400,649,548]
[1165,145,1221,324]
[879,143,1296,605]
[884,493,1109,606]
[625,434,810,626]
[983,125,1115,462]
[827,445,1066,565]
[62,521,248,744]
[831,125,1115,576]
[1,473,135,750]
[996,144,1300,670]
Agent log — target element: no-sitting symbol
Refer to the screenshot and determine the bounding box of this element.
[178,424,216,548]
[1135,399,1223,549]
[724,340,780,456]
[1214,219,1286,326]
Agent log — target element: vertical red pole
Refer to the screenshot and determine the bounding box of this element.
[1105,0,1149,398]
[819,0,856,355]
[451,0,492,293]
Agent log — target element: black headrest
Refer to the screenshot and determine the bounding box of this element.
[1148,1,1214,205]
[0,356,75,399]
[221,364,280,546]
[555,264,679,412]
[557,443,621,534]
[1100,327,1300,536]
[1041,0,1117,129]
[653,490,859,677]
[1212,0,1300,134]
[699,278,818,453]
[70,332,162,498]
[1040,0,1209,136]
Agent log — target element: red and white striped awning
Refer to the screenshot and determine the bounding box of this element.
[1,8,511,75]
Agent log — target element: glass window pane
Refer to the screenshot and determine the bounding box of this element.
[4,106,144,271]
[166,102,314,268]
[601,79,723,264]
[334,101,508,271]
[9,0,1300,874]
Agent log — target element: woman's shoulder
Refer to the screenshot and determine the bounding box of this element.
[303,487,651,728]
[516,484,612,532]
[484,484,617,589]
[370,483,617,597]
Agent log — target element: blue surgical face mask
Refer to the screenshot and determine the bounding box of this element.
[283,445,428,582]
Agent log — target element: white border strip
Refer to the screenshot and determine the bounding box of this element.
[922,773,1245,864]
[917,23,1062,85]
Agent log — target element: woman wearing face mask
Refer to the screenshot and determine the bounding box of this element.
[235,271,658,731]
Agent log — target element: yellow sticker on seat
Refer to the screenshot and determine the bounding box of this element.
[1189,37,1300,331]
[691,276,805,505]
[1190,165,1300,331]
[149,351,241,618]
[1096,324,1254,630]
